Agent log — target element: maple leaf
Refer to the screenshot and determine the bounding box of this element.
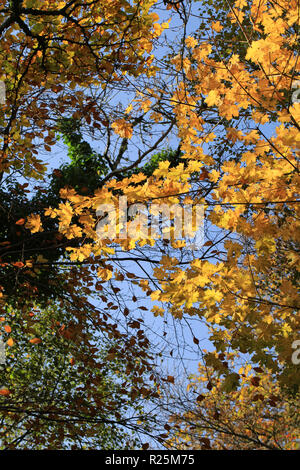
[185,36,198,48]
[211,21,223,32]
[205,90,222,107]
[111,119,133,139]
[25,214,43,233]
[97,268,113,282]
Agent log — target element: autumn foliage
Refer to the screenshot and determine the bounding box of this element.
[0,0,299,450]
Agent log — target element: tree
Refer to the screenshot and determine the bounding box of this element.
[0,297,163,449]
[0,0,299,449]
[0,0,160,178]
[133,0,300,392]
[163,355,300,450]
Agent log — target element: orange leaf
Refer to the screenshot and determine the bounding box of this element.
[15,218,25,225]
[0,389,11,396]
[4,325,11,333]
[29,338,42,344]
[13,261,24,268]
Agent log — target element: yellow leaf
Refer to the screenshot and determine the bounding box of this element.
[111,119,133,139]
[211,21,223,32]
[97,268,113,281]
[185,36,198,48]
[25,214,42,233]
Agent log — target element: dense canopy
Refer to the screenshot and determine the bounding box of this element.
[0,0,299,450]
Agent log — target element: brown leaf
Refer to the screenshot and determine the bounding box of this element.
[126,272,136,279]
[251,376,260,387]
[253,394,264,402]
[200,437,211,449]
[207,382,213,391]
[196,394,205,402]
